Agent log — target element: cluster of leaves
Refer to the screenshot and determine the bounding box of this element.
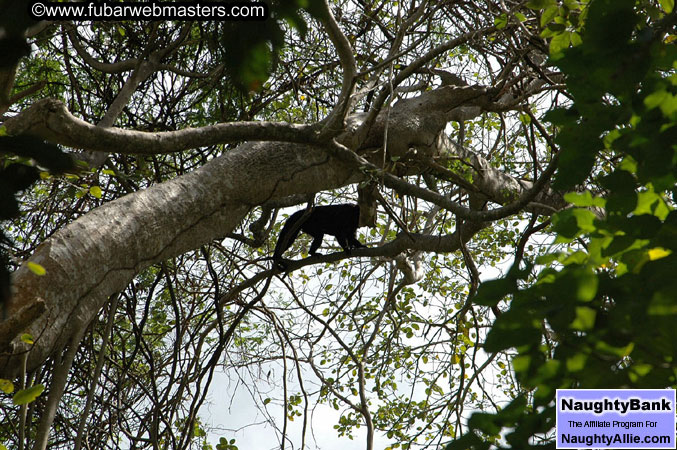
[212,0,325,91]
[528,0,589,56]
[449,0,677,448]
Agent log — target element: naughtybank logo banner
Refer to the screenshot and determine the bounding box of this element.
[557,389,676,449]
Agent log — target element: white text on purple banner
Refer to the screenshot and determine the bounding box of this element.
[556,389,676,449]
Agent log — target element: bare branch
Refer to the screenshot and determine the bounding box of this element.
[317,0,358,139]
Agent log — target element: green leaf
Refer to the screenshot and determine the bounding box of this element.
[13,385,45,405]
[512,355,531,373]
[572,267,598,302]
[658,93,677,116]
[566,353,587,372]
[602,235,637,257]
[648,291,677,315]
[660,0,674,13]
[527,0,557,8]
[494,13,508,29]
[468,412,501,435]
[594,341,634,359]
[484,311,542,352]
[540,6,560,27]
[20,333,34,345]
[570,307,596,330]
[473,277,515,306]
[445,432,484,450]
[553,129,600,189]
[572,209,597,233]
[549,31,571,56]
[562,0,581,9]
[535,359,561,380]
[552,208,597,240]
[569,31,583,47]
[89,186,102,198]
[563,191,605,208]
[635,189,669,219]
[0,379,14,394]
[27,262,46,276]
[644,89,669,110]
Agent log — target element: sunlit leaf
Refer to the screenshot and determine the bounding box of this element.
[89,186,102,198]
[570,307,596,330]
[0,379,13,394]
[549,31,571,56]
[26,262,46,276]
[540,5,560,26]
[659,0,674,13]
[13,385,45,405]
[566,353,587,372]
[494,13,508,29]
[648,247,671,260]
[527,0,557,8]
[563,191,605,207]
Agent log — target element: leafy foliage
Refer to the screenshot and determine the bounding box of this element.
[449,1,677,448]
[214,0,325,91]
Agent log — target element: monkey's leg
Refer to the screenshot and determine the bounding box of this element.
[308,234,324,255]
[274,227,302,260]
[336,236,351,252]
[347,235,365,248]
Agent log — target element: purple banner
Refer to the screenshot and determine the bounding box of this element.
[557,389,676,449]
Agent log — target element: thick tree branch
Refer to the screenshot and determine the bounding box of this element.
[3,81,521,157]
[353,25,498,147]
[66,25,139,73]
[3,98,316,154]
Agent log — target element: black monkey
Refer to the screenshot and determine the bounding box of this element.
[273,204,365,268]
